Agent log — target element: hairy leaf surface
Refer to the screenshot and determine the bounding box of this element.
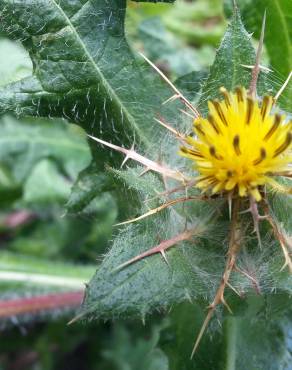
[199,7,255,109]
[0,0,179,148]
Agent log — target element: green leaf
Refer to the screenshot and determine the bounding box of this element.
[103,322,169,370]
[161,303,223,370]
[7,201,117,260]
[174,71,208,101]
[199,7,255,109]
[220,311,292,370]
[80,166,219,319]
[0,115,90,182]
[161,301,292,370]
[65,162,112,214]
[163,0,225,47]
[0,37,32,87]
[0,0,179,148]
[224,0,292,111]
[23,159,71,205]
[0,165,22,206]
[138,17,207,78]
[133,0,175,3]
[252,0,292,82]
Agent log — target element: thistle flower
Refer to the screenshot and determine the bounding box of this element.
[180,87,291,201]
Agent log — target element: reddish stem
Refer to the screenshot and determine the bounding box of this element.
[0,291,84,318]
[4,210,35,229]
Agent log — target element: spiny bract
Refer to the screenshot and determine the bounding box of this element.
[180,87,292,201]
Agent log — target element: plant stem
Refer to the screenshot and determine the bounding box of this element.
[0,291,84,318]
[0,271,87,289]
[224,317,238,370]
[191,198,241,358]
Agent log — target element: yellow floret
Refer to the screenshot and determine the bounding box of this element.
[180,87,292,201]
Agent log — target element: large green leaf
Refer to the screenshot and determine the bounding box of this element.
[80,165,218,319]
[0,0,179,148]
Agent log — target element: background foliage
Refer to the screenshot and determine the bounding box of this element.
[0,0,291,369]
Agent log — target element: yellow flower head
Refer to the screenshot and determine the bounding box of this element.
[180,87,292,201]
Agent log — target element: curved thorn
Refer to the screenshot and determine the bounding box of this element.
[139,52,200,118]
[191,309,214,359]
[114,229,194,271]
[154,117,187,143]
[248,11,266,97]
[263,201,292,273]
[114,196,200,226]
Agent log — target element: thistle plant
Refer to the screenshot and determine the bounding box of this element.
[87,15,292,354]
[0,0,291,365]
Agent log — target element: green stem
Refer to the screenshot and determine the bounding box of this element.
[0,252,96,290]
[0,271,87,289]
[224,317,238,370]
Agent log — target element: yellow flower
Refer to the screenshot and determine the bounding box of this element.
[180,87,292,201]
